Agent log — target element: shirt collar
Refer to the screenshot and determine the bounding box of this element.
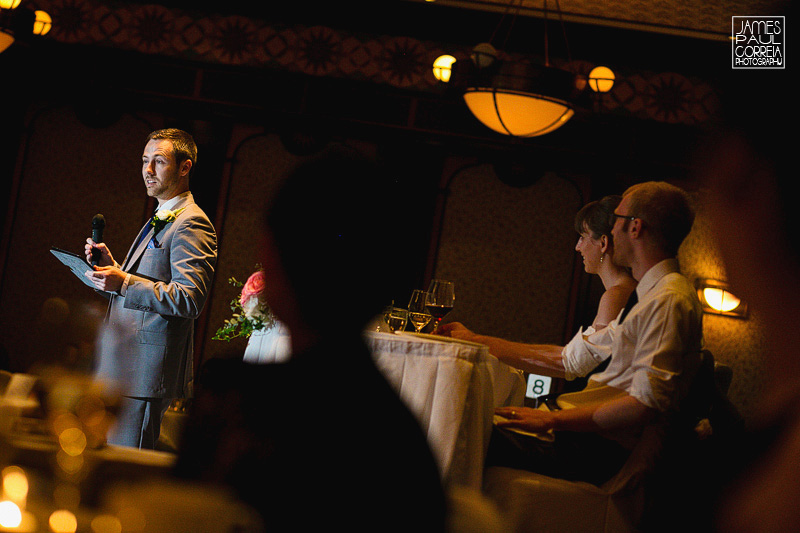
[157,191,192,212]
[635,258,680,299]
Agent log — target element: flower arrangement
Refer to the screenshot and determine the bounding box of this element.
[151,207,186,234]
[213,267,275,341]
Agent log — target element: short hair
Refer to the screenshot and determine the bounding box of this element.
[147,129,198,173]
[264,145,411,332]
[623,181,695,256]
[574,195,622,240]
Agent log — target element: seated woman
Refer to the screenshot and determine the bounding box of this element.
[439,196,640,486]
[438,195,636,378]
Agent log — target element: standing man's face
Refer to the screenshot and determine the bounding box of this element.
[142,139,191,202]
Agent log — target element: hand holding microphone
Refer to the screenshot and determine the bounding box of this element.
[86,214,114,267]
[90,214,105,266]
[85,213,125,292]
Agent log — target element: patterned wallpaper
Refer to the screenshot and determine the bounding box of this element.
[202,131,301,362]
[433,166,583,344]
[0,105,157,373]
[678,189,767,423]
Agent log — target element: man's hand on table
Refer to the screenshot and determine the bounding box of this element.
[436,322,479,342]
[494,406,557,433]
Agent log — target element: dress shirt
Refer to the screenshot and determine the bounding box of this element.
[118,192,190,296]
[562,259,703,412]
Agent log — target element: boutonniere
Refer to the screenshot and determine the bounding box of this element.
[151,207,187,234]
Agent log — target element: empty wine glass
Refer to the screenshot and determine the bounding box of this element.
[425,279,455,333]
[407,290,433,333]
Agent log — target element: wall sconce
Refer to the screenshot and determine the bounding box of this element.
[696,279,748,318]
[432,54,456,83]
[587,65,615,92]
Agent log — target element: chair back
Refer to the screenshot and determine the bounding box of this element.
[640,349,744,530]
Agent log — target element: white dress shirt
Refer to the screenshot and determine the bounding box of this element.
[562,259,704,412]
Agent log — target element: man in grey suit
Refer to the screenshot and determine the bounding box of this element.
[84,128,217,449]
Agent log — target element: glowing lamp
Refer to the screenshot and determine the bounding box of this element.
[432,54,456,82]
[696,279,747,318]
[452,58,580,137]
[463,89,574,137]
[1,2,48,54]
[0,0,23,10]
[588,66,615,92]
[0,30,12,53]
[33,10,50,35]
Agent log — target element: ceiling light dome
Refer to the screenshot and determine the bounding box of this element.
[452,58,583,137]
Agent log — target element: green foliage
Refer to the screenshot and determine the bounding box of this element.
[212,275,275,341]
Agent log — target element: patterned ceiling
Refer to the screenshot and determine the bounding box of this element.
[16,0,736,130]
[405,0,785,40]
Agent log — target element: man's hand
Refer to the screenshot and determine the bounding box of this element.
[85,238,115,267]
[494,406,557,433]
[85,265,126,293]
[436,321,476,341]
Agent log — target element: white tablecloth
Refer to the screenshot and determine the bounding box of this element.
[365,331,525,489]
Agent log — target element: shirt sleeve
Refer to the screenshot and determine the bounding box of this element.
[118,273,132,296]
[627,290,701,411]
[562,324,614,380]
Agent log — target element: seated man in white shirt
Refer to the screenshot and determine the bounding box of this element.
[441,181,703,485]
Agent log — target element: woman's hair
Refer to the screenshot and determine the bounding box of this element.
[574,195,622,239]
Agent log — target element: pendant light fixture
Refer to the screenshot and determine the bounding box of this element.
[449,0,611,138]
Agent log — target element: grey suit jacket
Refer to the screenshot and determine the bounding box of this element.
[95,193,217,398]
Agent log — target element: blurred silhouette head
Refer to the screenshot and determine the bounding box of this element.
[262,146,409,336]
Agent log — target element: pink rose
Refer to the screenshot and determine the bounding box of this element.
[240,270,266,307]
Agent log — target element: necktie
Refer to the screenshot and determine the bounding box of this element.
[133,214,156,251]
[619,290,638,324]
[583,288,638,382]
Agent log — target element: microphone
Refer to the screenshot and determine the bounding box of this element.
[91,214,105,266]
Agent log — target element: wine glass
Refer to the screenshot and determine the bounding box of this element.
[425,279,455,333]
[385,306,409,334]
[407,290,433,333]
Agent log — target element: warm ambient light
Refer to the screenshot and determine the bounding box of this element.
[449,0,593,139]
[1,1,50,54]
[696,279,747,318]
[453,57,579,137]
[0,500,22,529]
[0,31,12,53]
[432,54,456,82]
[33,10,50,35]
[463,89,574,137]
[703,288,740,312]
[588,65,615,92]
[2,466,29,505]
[49,509,78,533]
